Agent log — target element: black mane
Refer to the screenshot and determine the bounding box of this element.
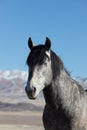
[51,50,64,79]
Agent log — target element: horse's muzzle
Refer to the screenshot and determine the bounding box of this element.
[25,86,36,100]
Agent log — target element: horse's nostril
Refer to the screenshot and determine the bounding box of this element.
[33,87,36,93]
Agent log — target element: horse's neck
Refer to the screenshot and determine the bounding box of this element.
[44,69,84,115]
[43,84,58,109]
[54,69,84,114]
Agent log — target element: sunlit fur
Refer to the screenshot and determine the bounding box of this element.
[25,38,87,130]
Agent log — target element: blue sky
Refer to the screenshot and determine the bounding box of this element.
[0,0,87,77]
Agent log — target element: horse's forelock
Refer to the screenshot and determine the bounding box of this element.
[26,45,49,66]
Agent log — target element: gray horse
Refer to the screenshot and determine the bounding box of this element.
[25,37,87,130]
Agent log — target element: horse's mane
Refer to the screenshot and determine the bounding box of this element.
[51,50,70,79]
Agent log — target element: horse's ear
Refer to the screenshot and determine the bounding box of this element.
[28,37,34,50]
[45,37,51,50]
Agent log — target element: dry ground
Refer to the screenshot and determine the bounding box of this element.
[0,111,44,130]
[0,95,45,130]
[0,125,43,130]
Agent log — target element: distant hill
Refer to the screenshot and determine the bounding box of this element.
[0,102,43,112]
[0,70,44,104]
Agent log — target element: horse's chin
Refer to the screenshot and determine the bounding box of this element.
[26,93,36,100]
[28,96,36,100]
[26,92,37,100]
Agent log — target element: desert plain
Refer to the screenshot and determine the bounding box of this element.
[0,100,44,130]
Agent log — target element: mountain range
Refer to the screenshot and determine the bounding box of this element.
[0,70,27,103]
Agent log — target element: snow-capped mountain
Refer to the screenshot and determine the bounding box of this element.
[0,70,28,80]
[0,70,44,103]
[0,70,28,103]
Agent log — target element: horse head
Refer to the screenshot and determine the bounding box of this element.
[25,37,52,99]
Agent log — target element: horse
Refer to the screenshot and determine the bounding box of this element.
[25,37,87,130]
